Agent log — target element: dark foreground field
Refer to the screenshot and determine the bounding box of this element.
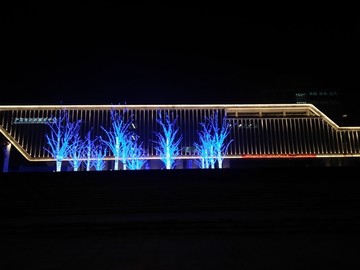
[1,167,360,269]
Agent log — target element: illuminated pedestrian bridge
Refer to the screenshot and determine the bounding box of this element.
[1,104,360,171]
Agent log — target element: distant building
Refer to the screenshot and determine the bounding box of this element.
[259,88,349,125]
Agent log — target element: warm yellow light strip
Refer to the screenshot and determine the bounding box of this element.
[0,103,324,110]
[0,126,33,161]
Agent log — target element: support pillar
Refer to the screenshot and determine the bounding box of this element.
[2,142,11,173]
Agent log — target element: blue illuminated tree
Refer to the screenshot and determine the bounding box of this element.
[126,137,148,170]
[83,130,97,171]
[93,144,107,171]
[100,109,133,170]
[68,132,84,171]
[210,111,233,169]
[44,109,82,172]
[154,111,182,169]
[194,121,214,169]
[194,111,232,169]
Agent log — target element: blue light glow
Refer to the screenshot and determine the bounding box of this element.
[154,111,182,169]
[194,111,232,169]
[44,110,82,172]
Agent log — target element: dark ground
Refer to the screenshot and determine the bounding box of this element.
[1,167,360,269]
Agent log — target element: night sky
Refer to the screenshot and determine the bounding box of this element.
[1,3,359,110]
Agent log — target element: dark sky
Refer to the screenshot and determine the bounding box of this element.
[1,3,359,107]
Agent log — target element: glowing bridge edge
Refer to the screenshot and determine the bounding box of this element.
[1,103,360,162]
